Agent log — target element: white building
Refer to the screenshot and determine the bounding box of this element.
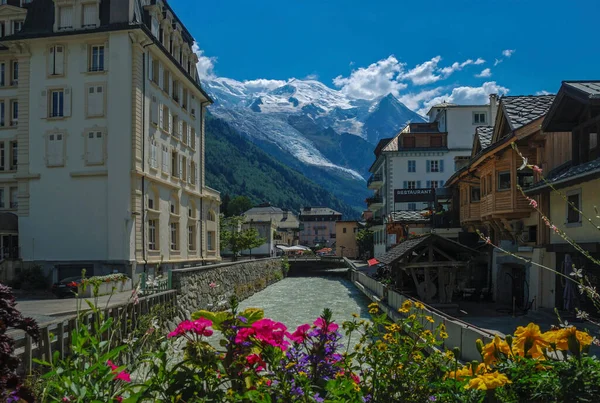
[368,95,498,257]
[0,0,220,281]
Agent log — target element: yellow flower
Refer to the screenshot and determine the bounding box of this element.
[513,323,548,359]
[482,335,511,365]
[368,302,379,309]
[298,371,307,377]
[413,353,423,361]
[352,313,359,318]
[465,371,511,391]
[415,301,425,309]
[383,333,395,343]
[396,363,404,371]
[398,308,409,314]
[353,383,361,392]
[425,316,434,323]
[285,362,296,369]
[401,300,413,310]
[407,314,416,321]
[385,323,400,333]
[545,327,594,353]
[440,331,449,339]
[542,329,568,351]
[444,350,455,360]
[354,343,362,351]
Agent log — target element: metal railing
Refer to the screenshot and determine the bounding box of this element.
[140,271,172,294]
[365,195,383,205]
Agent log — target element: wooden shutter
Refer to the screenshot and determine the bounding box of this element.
[179,155,183,178]
[80,44,89,73]
[158,103,163,128]
[39,90,48,118]
[178,119,183,139]
[168,110,173,133]
[158,62,164,88]
[439,159,444,173]
[55,46,65,75]
[426,160,431,173]
[64,87,71,117]
[417,181,421,189]
[187,125,192,147]
[403,181,407,189]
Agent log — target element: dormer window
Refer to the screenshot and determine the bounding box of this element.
[58,6,73,30]
[13,21,22,33]
[82,3,98,28]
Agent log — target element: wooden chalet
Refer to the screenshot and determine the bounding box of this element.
[378,234,482,305]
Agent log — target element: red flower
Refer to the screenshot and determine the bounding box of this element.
[67,281,78,288]
[235,327,255,343]
[351,373,360,384]
[314,317,339,333]
[288,324,311,343]
[107,360,131,383]
[251,318,289,350]
[115,397,123,402]
[168,318,213,338]
[246,353,266,371]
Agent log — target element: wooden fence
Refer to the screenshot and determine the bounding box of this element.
[11,290,177,375]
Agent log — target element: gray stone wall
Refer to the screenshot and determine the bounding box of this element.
[171,258,283,321]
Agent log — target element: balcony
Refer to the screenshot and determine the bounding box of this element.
[366,195,383,210]
[367,174,383,189]
[367,216,384,228]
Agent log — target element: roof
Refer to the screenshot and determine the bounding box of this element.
[299,207,342,216]
[373,138,393,156]
[245,206,284,215]
[501,95,555,130]
[476,126,494,149]
[526,157,600,193]
[403,122,440,133]
[378,236,429,265]
[389,211,431,223]
[543,81,600,132]
[563,81,600,99]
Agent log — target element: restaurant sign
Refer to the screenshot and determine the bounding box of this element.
[394,188,435,203]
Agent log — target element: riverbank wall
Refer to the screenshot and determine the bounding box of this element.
[170,258,284,322]
[345,259,495,362]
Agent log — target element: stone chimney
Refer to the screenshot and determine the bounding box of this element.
[489,94,498,124]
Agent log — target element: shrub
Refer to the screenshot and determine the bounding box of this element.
[10,265,49,290]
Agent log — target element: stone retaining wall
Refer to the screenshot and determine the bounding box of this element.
[171,258,283,321]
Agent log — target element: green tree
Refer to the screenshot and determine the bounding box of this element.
[227,196,253,217]
[356,228,374,259]
[220,216,265,260]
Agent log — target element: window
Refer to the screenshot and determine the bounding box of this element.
[473,112,487,124]
[89,45,105,72]
[408,203,417,211]
[161,105,170,132]
[171,150,178,178]
[151,95,158,125]
[10,100,17,126]
[46,134,64,166]
[0,189,3,209]
[404,136,416,148]
[172,115,179,139]
[50,89,64,117]
[0,143,4,171]
[170,222,179,250]
[9,187,17,209]
[208,231,215,251]
[172,80,179,102]
[0,101,4,126]
[343,227,347,234]
[152,59,160,83]
[0,62,5,87]
[182,121,188,144]
[150,142,158,169]
[426,180,439,189]
[10,141,17,170]
[86,85,104,117]
[163,68,170,93]
[58,6,73,29]
[181,156,187,181]
[191,128,196,149]
[85,131,104,165]
[148,220,157,250]
[497,171,511,191]
[517,170,534,189]
[161,145,169,172]
[13,21,22,33]
[471,187,481,202]
[182,88,188,110]
[567,191,581,224]
[428,160,443,173]
[408,160,416,173]
[82,3,98,27]
[406,181,416,190]
[190,161,196,184]
[148,192,156,210]
[11,61,18,85]
[208,210,216,221]
[151,17,159,37]
[590,132,598,150]
[49,45,65,76]
[188,225,196,251]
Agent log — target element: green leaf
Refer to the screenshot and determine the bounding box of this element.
[192,310,233,330]
[239,307,264,325]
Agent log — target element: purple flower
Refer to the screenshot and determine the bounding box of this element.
[237,315,248,323]
[314,393,325,402]
[429,397,437,402]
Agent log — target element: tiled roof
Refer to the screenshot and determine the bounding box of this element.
[245,206,284,215]
[378,236,430,265]
[564,81,600,99]
[300,207,342,216]
[526,158,600,193]
[390,211,431,223]
[502,95,555,130]
[476,126,494,149]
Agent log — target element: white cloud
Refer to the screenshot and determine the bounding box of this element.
[333,55,408,100]
[417,81,509,115]
[243,79,288,91]
[502,49,515,58]
[305,74,319,81]
[398,88,444,112]
[476,68,492,78]
[398,56,442,85]
[494,58,502,66]
[192,42,217,80]
[474,58,486,65]
[536,90,552,95]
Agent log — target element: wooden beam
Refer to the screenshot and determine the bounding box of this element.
[410,247,429,263]
[403,261,467,269]
[432,245,457,262]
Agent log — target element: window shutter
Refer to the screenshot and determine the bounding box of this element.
[179,155,183,178]
[168,110,173,133]
[103,43,109,71]
[403,181,407,189]
[158,103,163,128]
[64,87,71,117]
[426,181,431,188]
[39,90,48,118]
[187,161,191,183]
[426,160,431,173]
[417,181,421,188]
[187,125,192,146]
[407,160,411,171]
[55,46,65,75]
[158,63,164,88]
[178,120,182,138]
[81,44,89,73]
[439,159,444,173]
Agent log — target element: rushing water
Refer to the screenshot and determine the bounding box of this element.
[237,274,372,344]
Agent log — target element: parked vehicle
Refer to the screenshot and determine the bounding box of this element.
[51,276,82,298]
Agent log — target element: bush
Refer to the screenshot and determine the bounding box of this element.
[10,265,49,290]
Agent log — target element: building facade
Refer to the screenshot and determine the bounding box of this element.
[298,207,342,248]
[243,204,300,247]
[335,220,359,258]
[0,0,220,281]
[367,95,498,257]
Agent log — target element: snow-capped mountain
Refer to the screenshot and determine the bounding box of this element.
[203,76,425,210]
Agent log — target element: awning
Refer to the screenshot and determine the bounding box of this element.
[368,258,379,267]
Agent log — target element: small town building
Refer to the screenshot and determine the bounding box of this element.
[298,207,342,248]
[368,95,498,257]
[243,203,300,247]
[335,221,359,258]
[241,220,278,257]
[0,0,221,282]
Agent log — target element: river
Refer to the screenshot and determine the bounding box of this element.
[236,274,372,344]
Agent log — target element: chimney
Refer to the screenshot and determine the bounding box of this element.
[489,94,498,124]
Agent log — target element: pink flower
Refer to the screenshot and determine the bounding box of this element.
[532,165,543,174]
[484,237,492,245]
[529,199,538,209]
[115,371,131,383]
[168,319,213,338]
[246,353,266,371]
[351,373,360,384]
[314,317,339,333]
[115,397,123,402]
[288,324,311,343]
[106,360,118,371]
[265,379,272,386]
[551,225,558,233]
[209,282,218,289]
[251,318,290,350]
[235,327,255,343]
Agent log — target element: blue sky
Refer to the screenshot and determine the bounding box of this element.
[173,0,598,113]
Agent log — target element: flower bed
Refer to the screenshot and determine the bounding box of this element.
[77,273,132,298]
